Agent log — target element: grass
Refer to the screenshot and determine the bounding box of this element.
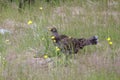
[0,0,120,80]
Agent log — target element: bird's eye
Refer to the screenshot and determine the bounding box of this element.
[52,29,56,32]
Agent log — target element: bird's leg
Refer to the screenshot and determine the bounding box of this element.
[64,53,71,67]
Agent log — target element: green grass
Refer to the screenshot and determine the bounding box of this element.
[86,71,120,80]
[0,0,120,80]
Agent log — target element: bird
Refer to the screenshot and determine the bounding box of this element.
[49,27,98,54]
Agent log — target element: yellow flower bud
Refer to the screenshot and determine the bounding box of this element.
[39,7,43,10]
[107,37,111,41]
[56,47,60,51]
[109,41,113,45]
[44,55,48,59]
[51,36,55,39]
[53,40,56,42]
[28,20,32,25]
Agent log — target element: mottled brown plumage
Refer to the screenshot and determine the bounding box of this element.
[49,27,98,54]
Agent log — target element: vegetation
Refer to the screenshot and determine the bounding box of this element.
[0,0,120,80]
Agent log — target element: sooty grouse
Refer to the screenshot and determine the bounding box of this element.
[49,27,98,54]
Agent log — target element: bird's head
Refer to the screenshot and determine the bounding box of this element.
[48,27,57,33]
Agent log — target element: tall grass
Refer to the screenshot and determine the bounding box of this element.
[0,0,120,80]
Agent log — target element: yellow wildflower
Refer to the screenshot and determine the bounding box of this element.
[109,41,113,45]
[44,54,48,59]
[51,36,55,39]
[39,7,43,10]
[56,46,60,52]
[28,20,32,25]
[53,40,56,43]
[107,37,111,41]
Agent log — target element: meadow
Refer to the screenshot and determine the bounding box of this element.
[0,0,120,80]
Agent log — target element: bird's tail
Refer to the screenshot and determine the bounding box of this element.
[78,36,98,48]
[85,35,98,45]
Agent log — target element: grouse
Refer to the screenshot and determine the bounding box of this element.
[49,27,98,54]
